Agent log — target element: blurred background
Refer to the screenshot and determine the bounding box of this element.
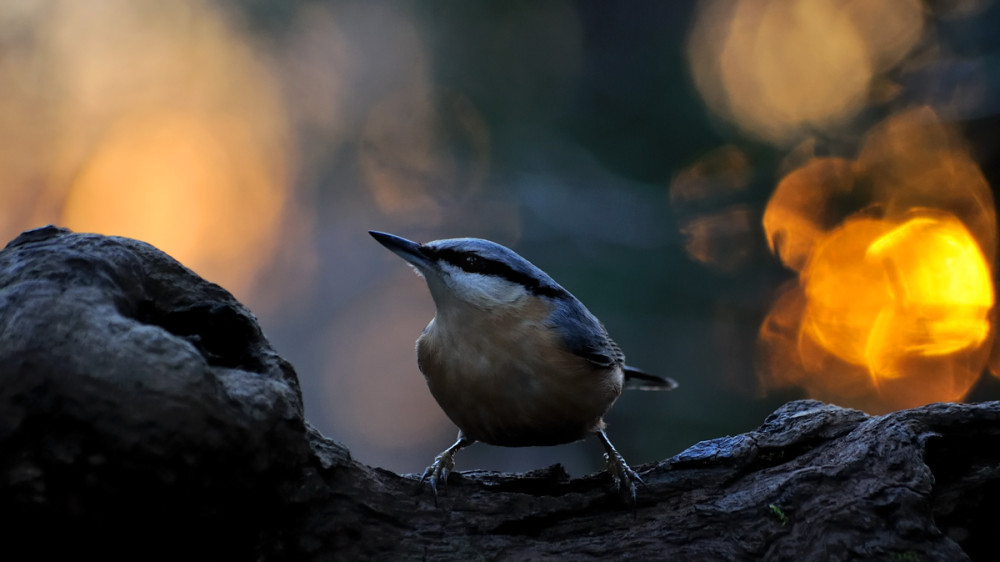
[2,0,999,476]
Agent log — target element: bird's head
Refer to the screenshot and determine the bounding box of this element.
[369,231,567,311]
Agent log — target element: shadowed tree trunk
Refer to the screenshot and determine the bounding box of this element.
[1,226,997,561]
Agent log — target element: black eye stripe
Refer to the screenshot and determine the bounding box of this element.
[436,248,512,276]
[430,248,566,298]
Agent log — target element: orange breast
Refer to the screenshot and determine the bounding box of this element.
[416,298,623,446]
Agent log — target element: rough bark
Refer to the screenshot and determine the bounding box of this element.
[0,226,997,561]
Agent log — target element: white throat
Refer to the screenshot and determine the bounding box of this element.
[431,262,528,309]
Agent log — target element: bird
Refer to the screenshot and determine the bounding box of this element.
[369,230,677,503]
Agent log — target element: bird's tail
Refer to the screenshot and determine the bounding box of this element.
[623,365,678,391]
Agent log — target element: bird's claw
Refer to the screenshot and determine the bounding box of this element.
[419,450,457,505]
[604,450,643,505]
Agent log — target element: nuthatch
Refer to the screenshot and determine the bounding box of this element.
[369,231,677,503]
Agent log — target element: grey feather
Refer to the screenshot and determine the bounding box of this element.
[549,293,677,391]
[546,295,621,368]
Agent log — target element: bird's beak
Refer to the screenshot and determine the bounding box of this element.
[369,231,433,270]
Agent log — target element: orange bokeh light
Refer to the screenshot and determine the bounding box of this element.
[802,213,993,381]
[670,145,757,272]
[763,157,855,271]
[0,0,296,299]
[688,0,924,143]
[800,216,894,367]
[62,111,288,296]
[758,109,997,413]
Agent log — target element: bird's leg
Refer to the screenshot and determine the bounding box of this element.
[596,428,642,505]
[420,431,475,504]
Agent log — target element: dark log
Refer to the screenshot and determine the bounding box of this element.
[1,226,997,561]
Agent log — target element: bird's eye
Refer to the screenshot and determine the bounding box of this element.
[459,254,495,275]
[464,255,484,272]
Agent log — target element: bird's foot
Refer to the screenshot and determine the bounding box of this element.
[419,449,458,503]
[604,449,643,505]
[418,432,473,505]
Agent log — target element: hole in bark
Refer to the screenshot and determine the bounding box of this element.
[137,299,265,371]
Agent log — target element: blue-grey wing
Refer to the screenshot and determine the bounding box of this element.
[548,297,624,369]
[549,297,677,390]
